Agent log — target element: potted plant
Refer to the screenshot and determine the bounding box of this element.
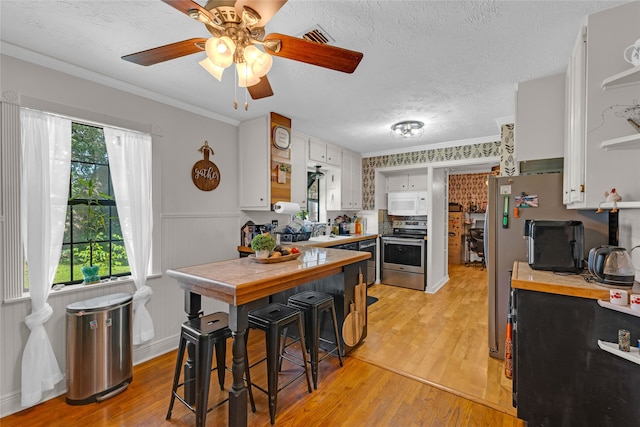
[73,177,112,284]
[251,233,276,259]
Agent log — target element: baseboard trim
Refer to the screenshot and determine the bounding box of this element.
[0,334,179,418]
[426,274,449,294]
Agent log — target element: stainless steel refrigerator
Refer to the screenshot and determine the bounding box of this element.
[486,172,608,359]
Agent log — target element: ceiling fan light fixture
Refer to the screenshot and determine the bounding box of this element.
[391,120,425,139]
[236,62,260,87]
[243,45,273,77]
[199,58,224,81]
[205,36,235,68]
[241,6,261,27]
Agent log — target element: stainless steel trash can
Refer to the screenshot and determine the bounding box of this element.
[66,292,133,405]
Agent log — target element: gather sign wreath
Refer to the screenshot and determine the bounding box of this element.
[192,141,220,191]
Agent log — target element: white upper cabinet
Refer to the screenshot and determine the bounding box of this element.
[408,173,428,190]
[309,137,341,166]
[564,1,640,209]
[341,149,362,210]
[238,116,270,210]
[326,144,341,166]
[290,131,308,209]
[387,172,428,192]
[516,73,566,162]
[387,174,409,191]
[564,27,587,205]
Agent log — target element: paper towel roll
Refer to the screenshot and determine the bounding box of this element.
[273,201,300,215]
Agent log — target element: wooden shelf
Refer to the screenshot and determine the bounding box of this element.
[598,299,640,318]
[602,65,640,90]
[600,133,640,150]
[597,340,640,365]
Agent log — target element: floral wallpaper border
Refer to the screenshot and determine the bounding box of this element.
[361,123,516,210]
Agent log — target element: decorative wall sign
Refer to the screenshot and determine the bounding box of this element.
[192,141,220,191]
[273,125,291,149]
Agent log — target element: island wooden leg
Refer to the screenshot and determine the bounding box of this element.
[228,304,249,427]
[183,290,201,405]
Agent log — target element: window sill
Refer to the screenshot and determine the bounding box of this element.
[5,273,163,304]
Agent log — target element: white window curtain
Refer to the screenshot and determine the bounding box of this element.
[103,128,154,345]
[19,109,71,407]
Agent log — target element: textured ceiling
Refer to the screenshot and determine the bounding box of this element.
[0,1,627,156]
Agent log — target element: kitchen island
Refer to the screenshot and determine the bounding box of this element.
[166,247,370,427]
[511,262,640,427]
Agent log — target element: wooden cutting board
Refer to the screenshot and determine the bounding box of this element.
[342,301,363,346]
[355,282,366,324]
[355,270,367,321]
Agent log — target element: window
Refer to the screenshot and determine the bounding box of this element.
[54,123,130,285]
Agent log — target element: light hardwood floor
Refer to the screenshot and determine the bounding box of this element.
[353,264,515,415]
[2,264,522,426]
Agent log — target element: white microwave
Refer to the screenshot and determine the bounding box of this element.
[388,191,428,216]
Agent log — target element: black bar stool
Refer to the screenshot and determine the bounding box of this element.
[283,291,343,389]
[248,303,312,425]
[166,312,255,427]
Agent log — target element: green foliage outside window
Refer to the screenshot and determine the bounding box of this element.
[52,123,131,285]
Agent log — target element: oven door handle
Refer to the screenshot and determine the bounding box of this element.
[382,237,425,246]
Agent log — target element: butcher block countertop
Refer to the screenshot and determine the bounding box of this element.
[238,233,379,254]
[511,261,640,300]
[167,247,370,306]
[295,233,379,248]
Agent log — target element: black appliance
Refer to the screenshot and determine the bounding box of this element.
[524,219,584,273]
[381,220,427,290]
[357,238,377,285]
[240,221,272,248]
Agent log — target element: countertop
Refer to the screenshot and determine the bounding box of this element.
[168,247,370,306]
[238,233,379,254]
[511,261,640,300]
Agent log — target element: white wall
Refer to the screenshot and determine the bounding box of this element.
[619,210,640,283]
[0,55,239,416]
[426,167,449,293]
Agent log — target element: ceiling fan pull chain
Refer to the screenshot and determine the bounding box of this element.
[233,67,238,109]
[243,62,249,110]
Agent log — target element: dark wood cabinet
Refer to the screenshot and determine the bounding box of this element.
[513,289,640,427]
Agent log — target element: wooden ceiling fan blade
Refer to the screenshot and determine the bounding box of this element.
[264,33,363,74]
[248,76,274,100]
[121,38,206,66]
[235,0,288,27]
[162,0,215,21]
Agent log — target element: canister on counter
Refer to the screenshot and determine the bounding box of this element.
[618,329,631,352]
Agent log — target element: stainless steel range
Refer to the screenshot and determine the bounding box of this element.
[381,220,427,290]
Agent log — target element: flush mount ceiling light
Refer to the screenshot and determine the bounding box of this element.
[391,121,425,139]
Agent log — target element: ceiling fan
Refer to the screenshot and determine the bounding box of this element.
[122,0,364,107]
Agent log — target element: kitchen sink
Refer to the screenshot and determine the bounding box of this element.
[307,235,353,242]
